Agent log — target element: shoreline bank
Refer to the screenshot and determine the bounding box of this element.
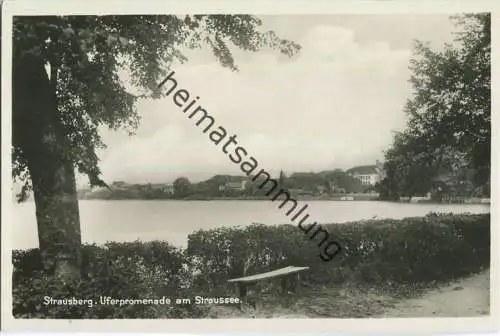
[76,196,491,204]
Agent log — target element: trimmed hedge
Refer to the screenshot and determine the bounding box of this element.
[186,213,490,292]
[13,213,490,318]
[12,241,204,319]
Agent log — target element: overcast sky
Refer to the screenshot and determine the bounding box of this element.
[82,14,458,186]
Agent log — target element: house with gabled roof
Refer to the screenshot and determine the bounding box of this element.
[346,161,384,186]
[217,176,250,191]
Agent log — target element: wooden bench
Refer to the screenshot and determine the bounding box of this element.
[228,266,309,309]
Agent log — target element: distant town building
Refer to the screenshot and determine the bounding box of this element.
[347,162,385,186]
[219,180,248,191]
[375,160,386,180]
[149,183,174,195]
[111,181,174,194]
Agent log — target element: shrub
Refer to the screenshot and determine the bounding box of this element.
[12,241,206,319]
[186,213,490,291]
[13,213,490,318]
[185,224,320,294]
[328,213,491,283]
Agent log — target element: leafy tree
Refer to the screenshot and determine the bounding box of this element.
[278,170,287,189]
[12,15,300,278]
[393,133,433,197]
[173,177,192,198]
[283,170,363,194]
[404,13,490,188]
[287,172,322,191]
[380,13,490,200]
[320,169,364,193]
[379,130,470,200]
[332,171,364,193]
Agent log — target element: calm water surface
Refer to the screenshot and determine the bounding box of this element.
[12,200,490,249]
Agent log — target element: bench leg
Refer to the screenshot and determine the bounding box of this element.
[280,277,288,294]
[294,273,301,294]
[254,282,263,310]
[281,274,300,294]
[236,283,247,311]
[238,283,247,299]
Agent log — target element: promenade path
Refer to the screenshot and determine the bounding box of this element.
[377,269,490,317]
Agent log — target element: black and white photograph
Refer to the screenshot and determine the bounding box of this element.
[1,0,498,333]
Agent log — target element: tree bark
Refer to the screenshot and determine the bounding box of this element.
[13,53,82,279]
[28,156,82,278]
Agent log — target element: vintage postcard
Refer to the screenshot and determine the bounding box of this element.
[1,0,499,333]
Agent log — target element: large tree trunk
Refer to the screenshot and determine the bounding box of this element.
[28,156,82,278]
[13,53,82,279]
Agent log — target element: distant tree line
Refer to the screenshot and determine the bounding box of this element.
[82,169,372,200]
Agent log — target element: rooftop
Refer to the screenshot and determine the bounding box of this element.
[346,165,379,175]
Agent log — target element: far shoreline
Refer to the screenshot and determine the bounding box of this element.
[75,196,491,205]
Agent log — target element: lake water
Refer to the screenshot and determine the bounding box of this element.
[12,200,490,250]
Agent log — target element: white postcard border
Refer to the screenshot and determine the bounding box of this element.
[1,0,499,334]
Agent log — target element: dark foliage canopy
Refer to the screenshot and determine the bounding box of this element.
[379,14,490,198]
[12,15,301,200]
